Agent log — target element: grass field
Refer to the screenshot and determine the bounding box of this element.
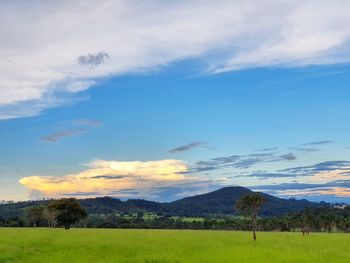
[0,228,349,263]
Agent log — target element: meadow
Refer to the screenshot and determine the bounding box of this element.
[0,228,349,263]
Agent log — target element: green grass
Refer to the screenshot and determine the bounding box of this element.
[0,228,349,263]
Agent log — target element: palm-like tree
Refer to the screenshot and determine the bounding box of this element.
[236,193,265,240]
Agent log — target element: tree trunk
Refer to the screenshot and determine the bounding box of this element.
[252,214,257,241]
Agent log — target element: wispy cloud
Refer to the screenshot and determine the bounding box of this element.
[303,140,333,146]
[41,118,102,142]
[279,152,297,161]
[246,160,350,179]
[289,147,319,152]
[272,187,350,199]
[279,160,350,176]
[188,151,297,174]
[248,160,350,201]
[251,183,350,202]
[74,119,103,127]
[41,128,88,142]
[256,147,278,152]
[252,180,350,192]
[3,1,350,119]
[169,141,207,153]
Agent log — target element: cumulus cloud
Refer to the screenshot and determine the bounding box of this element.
[2,1,350,119]
[18,159,204,198]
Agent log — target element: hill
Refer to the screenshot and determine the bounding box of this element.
[0,186,329,218]
[164,186,325,216]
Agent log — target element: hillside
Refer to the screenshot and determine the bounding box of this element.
[0,186,329,218]
[165,187,324,216]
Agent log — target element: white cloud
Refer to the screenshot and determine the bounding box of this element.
[2,0,350,119]
[18,159,202,198]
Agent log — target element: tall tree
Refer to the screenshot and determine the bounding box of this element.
[236,193,265,240]
[301,209,315,235]
[49,198,87,229]
[26,206,44,227]
[43,206,59,228]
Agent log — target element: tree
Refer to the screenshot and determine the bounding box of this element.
[26,206,44,227]
[43,206,59,228]
[49,198,87,229]
[301,209,314,235]
[320,213,336,233]
[236,193,265,240]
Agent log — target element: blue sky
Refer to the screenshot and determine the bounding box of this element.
[1,1,350,202]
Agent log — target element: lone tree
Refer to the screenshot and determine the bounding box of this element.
[49,198,87,229]
[236,193,265,241]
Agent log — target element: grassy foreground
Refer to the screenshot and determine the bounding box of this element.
[0,228,349,263]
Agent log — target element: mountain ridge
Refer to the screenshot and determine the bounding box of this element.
[0,186,330,218]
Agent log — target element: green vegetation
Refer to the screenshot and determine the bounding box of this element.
[23,198,87,230]
[236,193,266,240]
[0,188,349,233]
[48,198,87,229]
[2,207,350,232]
[0,228,349,263]
[0,194,348,262]
[0,187,330,219]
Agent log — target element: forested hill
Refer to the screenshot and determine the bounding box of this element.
[0,186,330,218]
[165,186,325,216]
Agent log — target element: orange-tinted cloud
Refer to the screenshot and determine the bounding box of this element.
[19,159,193,198]
[277,187,350,197]
[301,168,350,184]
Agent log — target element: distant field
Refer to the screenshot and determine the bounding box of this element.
[0,228,349,263]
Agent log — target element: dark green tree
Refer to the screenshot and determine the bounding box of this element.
[301,209,316,234]
[236,193,265,240]
[320,213,336,233]
[26,206,44,227]
[49,198,87,229]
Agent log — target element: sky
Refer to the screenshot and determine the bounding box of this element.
[1,0,350,203]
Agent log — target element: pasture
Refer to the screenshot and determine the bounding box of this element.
[0,228,349,263]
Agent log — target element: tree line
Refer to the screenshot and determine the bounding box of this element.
[24,198,87,229]
[0,195,349,237]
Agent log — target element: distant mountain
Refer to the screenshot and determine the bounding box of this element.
[0,186,329,218]
[164,186,325,216]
